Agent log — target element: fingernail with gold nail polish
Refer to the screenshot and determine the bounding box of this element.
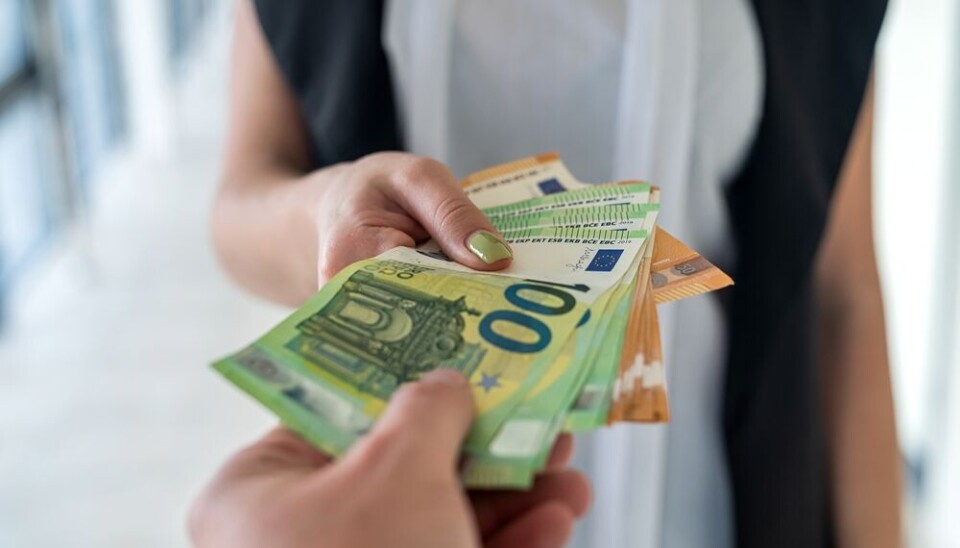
[466,231,513,264]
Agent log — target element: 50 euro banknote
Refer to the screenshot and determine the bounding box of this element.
[462,154,733,424]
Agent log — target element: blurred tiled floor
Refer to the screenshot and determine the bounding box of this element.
[0,16,287,548]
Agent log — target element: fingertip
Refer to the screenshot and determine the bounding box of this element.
[360,368,476,469]
[389,369,474,418]
[542,501,577,537]
[563,471,593,517]
[532,502,576,548]
[530,470,592,518]
[485,501,576,548]
[386,372,475,427]
[544,433,574,471]
[420,368,470,387]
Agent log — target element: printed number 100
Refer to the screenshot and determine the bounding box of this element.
[478,282,583,353]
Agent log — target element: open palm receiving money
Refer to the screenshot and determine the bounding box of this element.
[213,153,733,489]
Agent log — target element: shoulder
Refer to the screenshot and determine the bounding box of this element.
[251,0,402,166]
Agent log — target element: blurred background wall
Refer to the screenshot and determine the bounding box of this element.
[0,2,286,546]
[0,0,957,546]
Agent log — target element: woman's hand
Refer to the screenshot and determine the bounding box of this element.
[216,1,512,305]
[189,370,591,548]
[311,152,513,284]
[213,151,513,306]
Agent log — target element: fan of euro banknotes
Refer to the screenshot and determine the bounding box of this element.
[213,153,732,489]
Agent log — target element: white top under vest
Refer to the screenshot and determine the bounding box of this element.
[384,1,764,546]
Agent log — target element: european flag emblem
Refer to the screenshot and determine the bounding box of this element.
[586,249,623,272]
[537,178,565,195]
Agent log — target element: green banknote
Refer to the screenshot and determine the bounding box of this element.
[481,183,651,218]
[214,254,589,456]
[462,240,652,487]
[487,191,662,434]
[491,202,659,232]
[412,226,650,301]
[455,190,658,486]
[563,274,638,431]
[212,153,710,490]
[461,288,618,488]
[461,222,656,487]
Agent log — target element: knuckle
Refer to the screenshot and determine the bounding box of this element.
[317,237,350,282]
[375,230,415,254]
[393,156,452,190]
[356,150,401,170]
[317,264,337,285]
[350,424,435,476]
[350,429,397,469]
[433,196,478,236]
[256,430,322,463]
[320,225,411,281]
[407,155,446,176]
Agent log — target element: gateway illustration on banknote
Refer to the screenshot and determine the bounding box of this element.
[287,270,485,398]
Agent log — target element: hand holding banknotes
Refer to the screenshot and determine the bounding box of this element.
[213,153,734,488]
[190,370,591,548]
[311,152,513,283]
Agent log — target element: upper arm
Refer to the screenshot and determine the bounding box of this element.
[222,0,313,185]
[816,71,882,311]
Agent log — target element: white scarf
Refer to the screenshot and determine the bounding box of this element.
[384,3,700,546]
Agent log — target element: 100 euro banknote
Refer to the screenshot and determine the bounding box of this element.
[213,251,591,456]
[212,152,733,490]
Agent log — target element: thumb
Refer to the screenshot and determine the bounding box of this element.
[386,157,513,270]
[346,369,475,473]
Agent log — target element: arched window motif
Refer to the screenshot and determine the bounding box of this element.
[290,271,485,398]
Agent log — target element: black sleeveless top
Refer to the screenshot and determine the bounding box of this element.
[253,2,887,546]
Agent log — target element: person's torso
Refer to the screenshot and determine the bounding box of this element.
[384,2,763,546]
[446,0,625,183]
